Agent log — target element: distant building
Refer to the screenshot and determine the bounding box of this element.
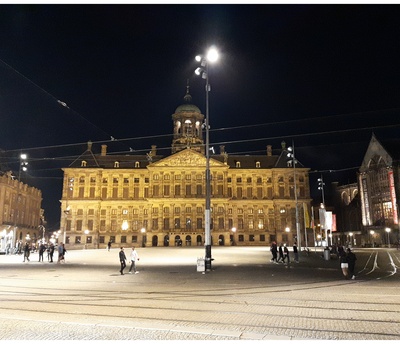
[332,182,362,246]
[358,134,400,246]
[0,171,43,253]
[60,89,312,249]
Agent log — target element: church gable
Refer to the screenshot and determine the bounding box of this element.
[360,135,393,173]
[150,148,224,168]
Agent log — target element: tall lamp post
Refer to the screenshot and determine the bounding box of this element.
[195,47,219,272]
[318,175,328,246]
[385,227,391,248]
[13,153,28,249]
[287,142,301,254]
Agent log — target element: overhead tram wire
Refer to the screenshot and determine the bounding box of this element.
[0,58,133,152]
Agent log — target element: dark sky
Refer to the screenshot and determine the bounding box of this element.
[1,4,400,229]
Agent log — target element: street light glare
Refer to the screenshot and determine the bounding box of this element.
[195,55,202,62]
[207,48,218,63]
[20,154,27,160]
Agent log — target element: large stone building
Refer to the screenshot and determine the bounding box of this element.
[0,170,43,253]
[358,134,400,246]
[60,90,312,249]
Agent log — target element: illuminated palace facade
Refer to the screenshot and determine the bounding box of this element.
[60,90,312,249]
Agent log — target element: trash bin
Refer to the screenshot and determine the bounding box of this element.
[197,257,205,272]
[323,247,330,260]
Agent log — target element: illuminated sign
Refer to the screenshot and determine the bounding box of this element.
[388,170,398,225]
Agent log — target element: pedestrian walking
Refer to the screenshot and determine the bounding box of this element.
[346,248,357,280]
[340,251,349,279]
[293,242,299,262]
[128,246,140,274]
[283,244,290,264]
[107,241,112,251]
[270,241,278,263]
[23,242,30,262]
[38,241,46,262]
[119,247,127,275]
[277,243,284,263]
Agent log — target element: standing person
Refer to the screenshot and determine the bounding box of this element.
[346,248,357,280]
[283,244,290,264]
[38,241,46,262]
[119,247,127,275]
[23,242,30,262]
[107,241,112,251]
[293,242,299,263]
[277,243,284,263]
[57,242,65,263]
[128,247,140,274]
[48,243,55,263]
[270,241,278,263]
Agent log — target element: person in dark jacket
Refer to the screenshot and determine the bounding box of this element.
[277,243,284,263]
[270,242,278,263]
[119,247,127,275]
[346,248,357,280]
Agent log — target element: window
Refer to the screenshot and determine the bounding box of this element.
[237,177,242,183]
[164,185,170,196]
[260,234,266,242]
[88,209,94,215]
[248,219,254,229]
[185,174,191,180]
[114,161,119,168]
[81,161,87,167]
[113,178,118,184]
[197,207,203,213]
[185,207,192,213]
[101,209,106,216]
[77,209,83,215]
[175,218,180,229]
[122,209,128,215]
[112,188,118,198]
[258,209,264,214]
[79,177,85,183]
[227,177,232,183]
[135,161,140,168]
[218,218,224,229]
[197,218,202,229]
[175,185,181,196]
[102,188,107,199]
[174,207,180,214]
[124,178,129,184]
[238,218,244,229]
[103,178,108,184]
[153,185,159,196]
[121,236,126,243]
[76,220,82,231]
[79,187,84,198]
[88,220,94,231]
[145,178,149,183]
[112,209,117,215]
[164,174,170,180]
[152,219,158,230]
[153,174,159,180]
[152,207,158,214]
[258,219,264,230]
[164,218,170,230]
[196,185,202,195]
[249,234,255,242]
[75,236,81,244]
[186,218,191,230]
[175,175,181,180]
[164,207,169,214]
[123,188,129,198]
[256,161,260,168]
[247,177,252,183]
[90,187,95,198]
[238,235,244,242]
[257,177,262,184]
[134,178,140,183]
[236,161,241,168]
[132,236,138,243]
[186,185,191,196]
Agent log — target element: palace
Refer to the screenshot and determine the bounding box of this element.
[60,89,312,249]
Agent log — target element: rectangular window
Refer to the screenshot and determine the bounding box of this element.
[238,235,244,242]
[99,236,105,244]
[279,186,285,198]
[110,236,116,243]
[175,218,180,229]
[197,207,203,213]
[164,185,170,196]
[174,207,180,214]
[197,218,202,229]
[100,220,106,231]
[247,187,252,198]
[102,187,107,199]
[218,218,224,229]
[77,209,83,215]
[112,188,118,198]
[152,207,158,214]
[217,185,223,196]
[76,220,82,231]
[121,236,127,244]
[144,188,149,198]
[164,218,170,230]
[163,207,169,214]
[112,209,117,215]
[123,188,129,198]
[153,185,159,197]
[131,236,138,243]
[248,219,254,229]
[249,234,255,242]
[228,187,232,197]
[88,220,94,231]
[186,218,191,230]
[186,185,191,196]
[260,234,266,242]
[196,185,202,196]
[152,219,158,230]
[79,187,84,198]
[88,209,94,216]
[89,187,95,198]
[134,178,140,183]
[228,218,233,229]
[75,236,81,244]
[174,185,180,196]
[124,178,129,184]
[237,187,242,198]
[111,220,117,231]
[134,187,139,199]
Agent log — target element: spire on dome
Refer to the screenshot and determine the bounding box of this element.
[183,79,192,103]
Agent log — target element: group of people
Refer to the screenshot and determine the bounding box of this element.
[118,246,140,275]
[21,241,67,264]
[270,241,299,264]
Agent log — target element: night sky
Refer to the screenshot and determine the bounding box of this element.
[1,4,400,229]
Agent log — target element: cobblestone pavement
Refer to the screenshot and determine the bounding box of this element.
[1,246,399,340]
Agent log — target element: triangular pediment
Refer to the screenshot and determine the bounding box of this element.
[150,148,225,168]
[360,134,392,173]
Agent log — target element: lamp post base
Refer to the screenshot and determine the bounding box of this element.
[205,244,212,271]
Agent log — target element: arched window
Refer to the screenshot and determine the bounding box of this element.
[114,161,119,168]
[135,161,140,168]
[256,161,260,168]
[81,160,87,167]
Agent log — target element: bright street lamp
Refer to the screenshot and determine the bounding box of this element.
[385,227,391,248]
[195,46,219,272]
